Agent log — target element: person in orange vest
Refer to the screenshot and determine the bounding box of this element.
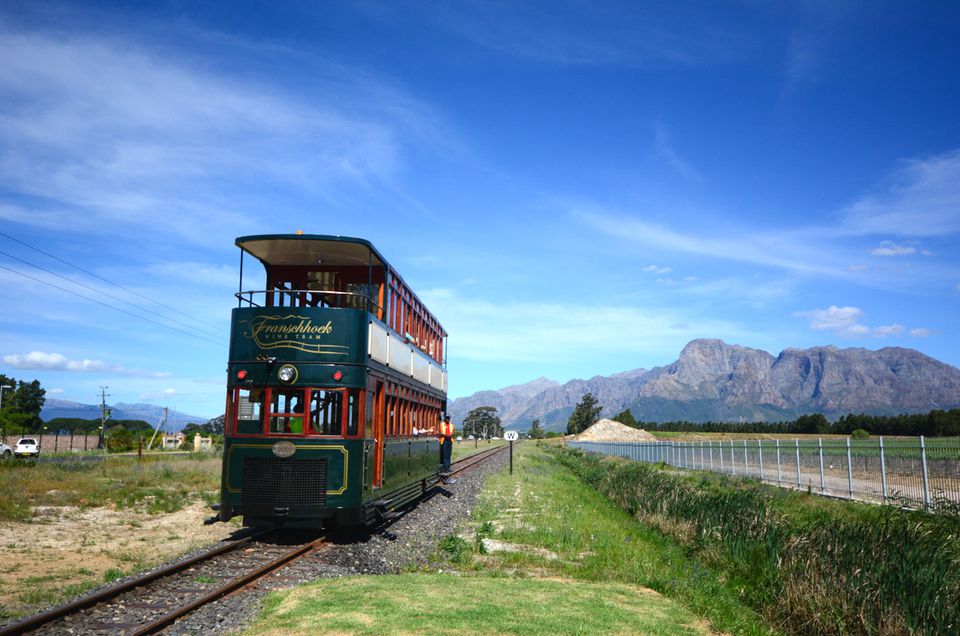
[438,415,455,474]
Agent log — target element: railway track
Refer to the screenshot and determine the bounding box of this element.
[0,444,509,635]
[444,443,509,480]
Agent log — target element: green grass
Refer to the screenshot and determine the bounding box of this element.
[246,574,715,636]
[246,442,773,636]
[103,568,124,583]
[11,571,104,610]
[0,455,222,521]
[466,442,774,635]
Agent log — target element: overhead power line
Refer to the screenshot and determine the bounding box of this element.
[0,263,226,347]
[0,247,224,342]
[0,231,225,332]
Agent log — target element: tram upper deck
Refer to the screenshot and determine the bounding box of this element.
[231,234,447,393]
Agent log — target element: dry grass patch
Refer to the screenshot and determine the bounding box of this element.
[0,455,235,622]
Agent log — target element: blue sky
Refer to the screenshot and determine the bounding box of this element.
[1,1,958,419]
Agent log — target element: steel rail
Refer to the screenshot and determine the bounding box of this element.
[447,443,510,477]
[0,530,268,636]
[130,536,328,635]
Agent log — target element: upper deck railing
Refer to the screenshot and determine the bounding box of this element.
[236,289,383,315]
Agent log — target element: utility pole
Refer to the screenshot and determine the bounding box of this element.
[98,386,109,450]
[147,407,168,451]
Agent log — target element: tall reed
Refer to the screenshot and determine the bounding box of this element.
[555,448,960,635]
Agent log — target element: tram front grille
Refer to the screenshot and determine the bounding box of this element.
[241,458,328,508]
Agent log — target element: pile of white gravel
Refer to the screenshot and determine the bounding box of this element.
[574,418,657,442]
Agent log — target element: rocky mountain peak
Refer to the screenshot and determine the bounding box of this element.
[449,339,960,431]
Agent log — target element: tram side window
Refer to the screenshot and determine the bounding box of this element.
[346,391,359,436]
[236,388,263,435]
[311,390,343,436]
[268,389,306,435]
[364,391,374,438]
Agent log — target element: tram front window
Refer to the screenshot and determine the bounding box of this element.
[268,389,306,435]
[311,390,343,435]
[236,388,263,435]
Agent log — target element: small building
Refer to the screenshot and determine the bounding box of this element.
[162,433,185,449]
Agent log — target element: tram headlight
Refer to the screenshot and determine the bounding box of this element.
[277,364,298,384]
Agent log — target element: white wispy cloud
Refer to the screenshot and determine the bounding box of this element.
[421,287,742,363]
[402,1,751,67]
[795,306,870,337]
[3,351,173,378]
[873,324,904,338]
[784,30,821,91]
[870,241,916,256]
[909,328,936,338]
[841,149,960,237]
[795,308,920,340]
[677,276,794,308]
[0,20,445,243]
[653,123,700,181]
[574,208,841,276]
[139,388,179,400]
[573,147,960,287]
[642,264,672,275]
[144,262,238,289]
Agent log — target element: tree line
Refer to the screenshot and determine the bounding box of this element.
[0,375,223,452]
[634,410,960,437]
[558,392,960,437]
[0,373,45,437]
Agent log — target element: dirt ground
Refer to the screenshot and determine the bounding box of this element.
[0,500,239,619]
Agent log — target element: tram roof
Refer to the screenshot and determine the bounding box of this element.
[236,234,447,335]
[235,234,386,268]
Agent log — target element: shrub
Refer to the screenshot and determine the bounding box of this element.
[438,535,472,565]
[106,428,134,453]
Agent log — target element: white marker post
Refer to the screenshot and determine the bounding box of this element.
[504,430,519,474]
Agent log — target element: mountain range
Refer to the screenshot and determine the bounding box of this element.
[41,398,209,432]
[449,339,960,431]
[38,339,960,434]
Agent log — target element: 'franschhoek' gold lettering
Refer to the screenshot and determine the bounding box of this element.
[252,318,334,337]
[247,315,348,355]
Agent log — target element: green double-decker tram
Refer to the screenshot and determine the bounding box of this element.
[212,234,448,527]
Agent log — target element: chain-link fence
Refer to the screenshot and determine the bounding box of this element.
[569,436,960,514]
